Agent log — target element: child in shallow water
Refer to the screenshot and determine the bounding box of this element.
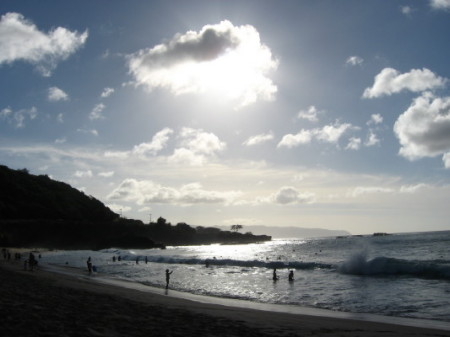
[165,269,173,288]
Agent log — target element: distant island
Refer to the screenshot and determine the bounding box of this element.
[227,225,350,239]
[0,165,270,249]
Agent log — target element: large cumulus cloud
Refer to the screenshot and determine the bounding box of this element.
[363,68,446,98]
[0,12,88,76]
[394,93,450,162]
[107,178,241,206]
[127,20,278,107]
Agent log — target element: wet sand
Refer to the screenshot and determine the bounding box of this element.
[1,259,450,337]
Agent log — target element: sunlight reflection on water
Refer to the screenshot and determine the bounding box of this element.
[42,232,450,322]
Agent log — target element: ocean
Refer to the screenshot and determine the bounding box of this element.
[41,231,450,323]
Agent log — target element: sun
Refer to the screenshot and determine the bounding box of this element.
[128,21,279,108]
[179,47,277,108]
[138,45,278,108]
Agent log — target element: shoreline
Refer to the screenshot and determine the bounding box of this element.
[1,259,450,336]
[93,273,450,332]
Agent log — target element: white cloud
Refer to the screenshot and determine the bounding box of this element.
[98,171,114,178]
[346,137,361,150]
[346,55,363,66]
[103,129,174,160]
[0,12,88,76]
[277,129,314,148]
[127,20,278,108]
[430,0,450,10]
[103,127,224,166]
[297,105,322,122]
[108,178,241,206]
[132,127,173,157]
[278,122,355,148]
[74,170,93,178]
[102,128,223,165]
[363,68,447,98]
[138,206,152,213]
[400,6,414,16]
[55,137,66,144]
[260,186,315,205]
[168,148,207,166]
[367,113,383,125]
[77,128,98,136]
[365,130,380,147]
[350,186,395,197]
[0,106,37,128]
[393,92,450,161]
[104,150,129,159]
[0,107,11,118]
[89,103,106,120]
[349,184,427,196]
[107,203,131,214]
[178,127,226,155]
[243,131,274,146]
[400,184,427,193]
[48,87,69,102]
[443,152,450,168]
[57,113,64,123]
[100,87,115,98]
[168,128,226,166]
[316,123,356,143]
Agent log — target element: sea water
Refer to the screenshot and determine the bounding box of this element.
[41,231,450,323]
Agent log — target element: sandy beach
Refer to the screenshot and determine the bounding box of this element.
[1,258,450,337]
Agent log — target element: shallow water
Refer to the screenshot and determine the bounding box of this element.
[42,231,450,322]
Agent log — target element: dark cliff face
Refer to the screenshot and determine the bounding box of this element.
[0,165,117,221]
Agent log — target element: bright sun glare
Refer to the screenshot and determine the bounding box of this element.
[129,21,278,108]
[164,47,277,108]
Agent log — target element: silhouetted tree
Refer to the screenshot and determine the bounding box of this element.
[231,224,243,232]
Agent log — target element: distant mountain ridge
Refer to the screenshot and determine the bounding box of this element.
[226,225,350,239]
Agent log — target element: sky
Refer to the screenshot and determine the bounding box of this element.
[1,0,450,235]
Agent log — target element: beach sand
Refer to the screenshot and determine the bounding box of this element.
[1,258,449,337]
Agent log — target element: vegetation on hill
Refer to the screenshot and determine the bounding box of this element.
[0,165,116,221]
[0,165,270,249]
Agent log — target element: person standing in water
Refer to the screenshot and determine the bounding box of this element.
[87,257,92,274]
[273,268,279,281]
[165,269,173,289]
[288,270,294,282]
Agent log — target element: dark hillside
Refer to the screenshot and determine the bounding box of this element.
[0,165,271,249]
[0,165,117,221]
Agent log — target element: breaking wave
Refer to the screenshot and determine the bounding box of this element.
[101,248,450,280]
[338,252,450,280]
[101,250,332,270]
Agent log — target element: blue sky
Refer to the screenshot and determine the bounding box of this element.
[1,0,450,234]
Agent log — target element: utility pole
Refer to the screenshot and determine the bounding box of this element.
[149,213,152,224]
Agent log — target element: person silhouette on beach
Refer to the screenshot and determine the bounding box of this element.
[87,257,92,274]
[288,270,294,282]
[165,269,173,289]
[29,252,36,271]
[273,268,279,281]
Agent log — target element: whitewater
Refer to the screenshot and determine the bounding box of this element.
[42,231,450,323]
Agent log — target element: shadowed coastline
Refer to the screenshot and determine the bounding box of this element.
[0,164,270,249]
